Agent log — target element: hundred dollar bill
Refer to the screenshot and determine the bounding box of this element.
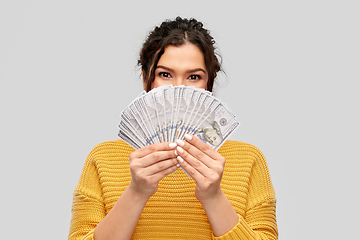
[187,93,216,136]
[118,85,239,151]
[182,90,208,138]
[173,85,193,141]
[177,88,201,140]
[170,86,182,142]
[192,99,239,150]
[136,97,160,144]
[118,131,139,149]
[141,92,162,143]
[164,86,175,143]
[121,107,151,146]
[118,120,143,149]
[176,86,194,140]
[152,86,167,142]
[119,110,147,149]
[119,115,147,147]
[129,101,155,145]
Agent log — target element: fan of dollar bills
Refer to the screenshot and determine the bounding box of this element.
[118,85,239,151]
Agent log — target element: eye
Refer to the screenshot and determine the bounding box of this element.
[159,72,171,79]
[188,75,201,81]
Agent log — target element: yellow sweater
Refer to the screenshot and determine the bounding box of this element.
[68,140,278,240]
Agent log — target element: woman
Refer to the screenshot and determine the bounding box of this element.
[68,17,278,240]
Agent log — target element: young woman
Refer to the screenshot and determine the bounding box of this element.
[68,17,278,240]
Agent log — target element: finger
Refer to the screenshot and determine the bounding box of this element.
[140,150,177,168]
[144,157,179,176]
[176,135,225,178]
[130,142,177,159]
[147,162,181,183]
[176,145,211,178]
[176,154,205,181]
[176,138,213,168]
[183,134,223,160]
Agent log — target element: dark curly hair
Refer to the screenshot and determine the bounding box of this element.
[138,17,222,92]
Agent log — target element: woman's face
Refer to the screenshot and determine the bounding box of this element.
[150,43,208,90]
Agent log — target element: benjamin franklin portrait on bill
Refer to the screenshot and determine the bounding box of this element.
[196,121,223,147]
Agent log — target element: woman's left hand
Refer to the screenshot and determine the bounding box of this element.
[175,134,226,203]
[176,134,239,236]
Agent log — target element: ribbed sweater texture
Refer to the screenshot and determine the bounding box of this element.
[68,140,278,240]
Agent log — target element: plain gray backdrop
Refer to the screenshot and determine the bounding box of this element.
[1,1,359,239]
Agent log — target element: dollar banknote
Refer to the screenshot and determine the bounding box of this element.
[118,85,239,151]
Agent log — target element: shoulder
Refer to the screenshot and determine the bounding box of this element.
[220,141,276,202]
[218,140,270,173]
[86,139,135,162]
[90,139,134,151]
[93,139,134,150]
[218,140,266,159]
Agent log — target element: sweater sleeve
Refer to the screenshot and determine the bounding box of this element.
[213,143,278,240]
[68,146,106,240]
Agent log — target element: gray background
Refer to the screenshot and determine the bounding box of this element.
[1,1,359,239]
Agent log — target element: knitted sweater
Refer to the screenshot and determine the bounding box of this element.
[68,140,278,240]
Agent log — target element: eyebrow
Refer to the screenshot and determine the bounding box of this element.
[156,65,206,74]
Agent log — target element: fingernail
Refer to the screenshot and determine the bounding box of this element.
[176,146,184,153]
[177,156,184,163]
[169,143,177,149]
[174,150,178,156]
[176,163,180,167]
[184,134,192,141]
[176,139,185,146]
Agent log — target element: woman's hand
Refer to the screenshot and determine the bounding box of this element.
[128,142,179,199]
[175,134,226,202]
[94,142,179,240]
[175,134,238,236]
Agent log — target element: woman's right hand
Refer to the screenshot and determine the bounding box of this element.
[94,142,179,240]
[128,142,179,198]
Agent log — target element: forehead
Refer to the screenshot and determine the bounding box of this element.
[157,43,206,70]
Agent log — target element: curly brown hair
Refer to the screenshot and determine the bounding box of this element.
[138,17,222,92]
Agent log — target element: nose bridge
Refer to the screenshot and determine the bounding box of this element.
[173,76,185,86]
